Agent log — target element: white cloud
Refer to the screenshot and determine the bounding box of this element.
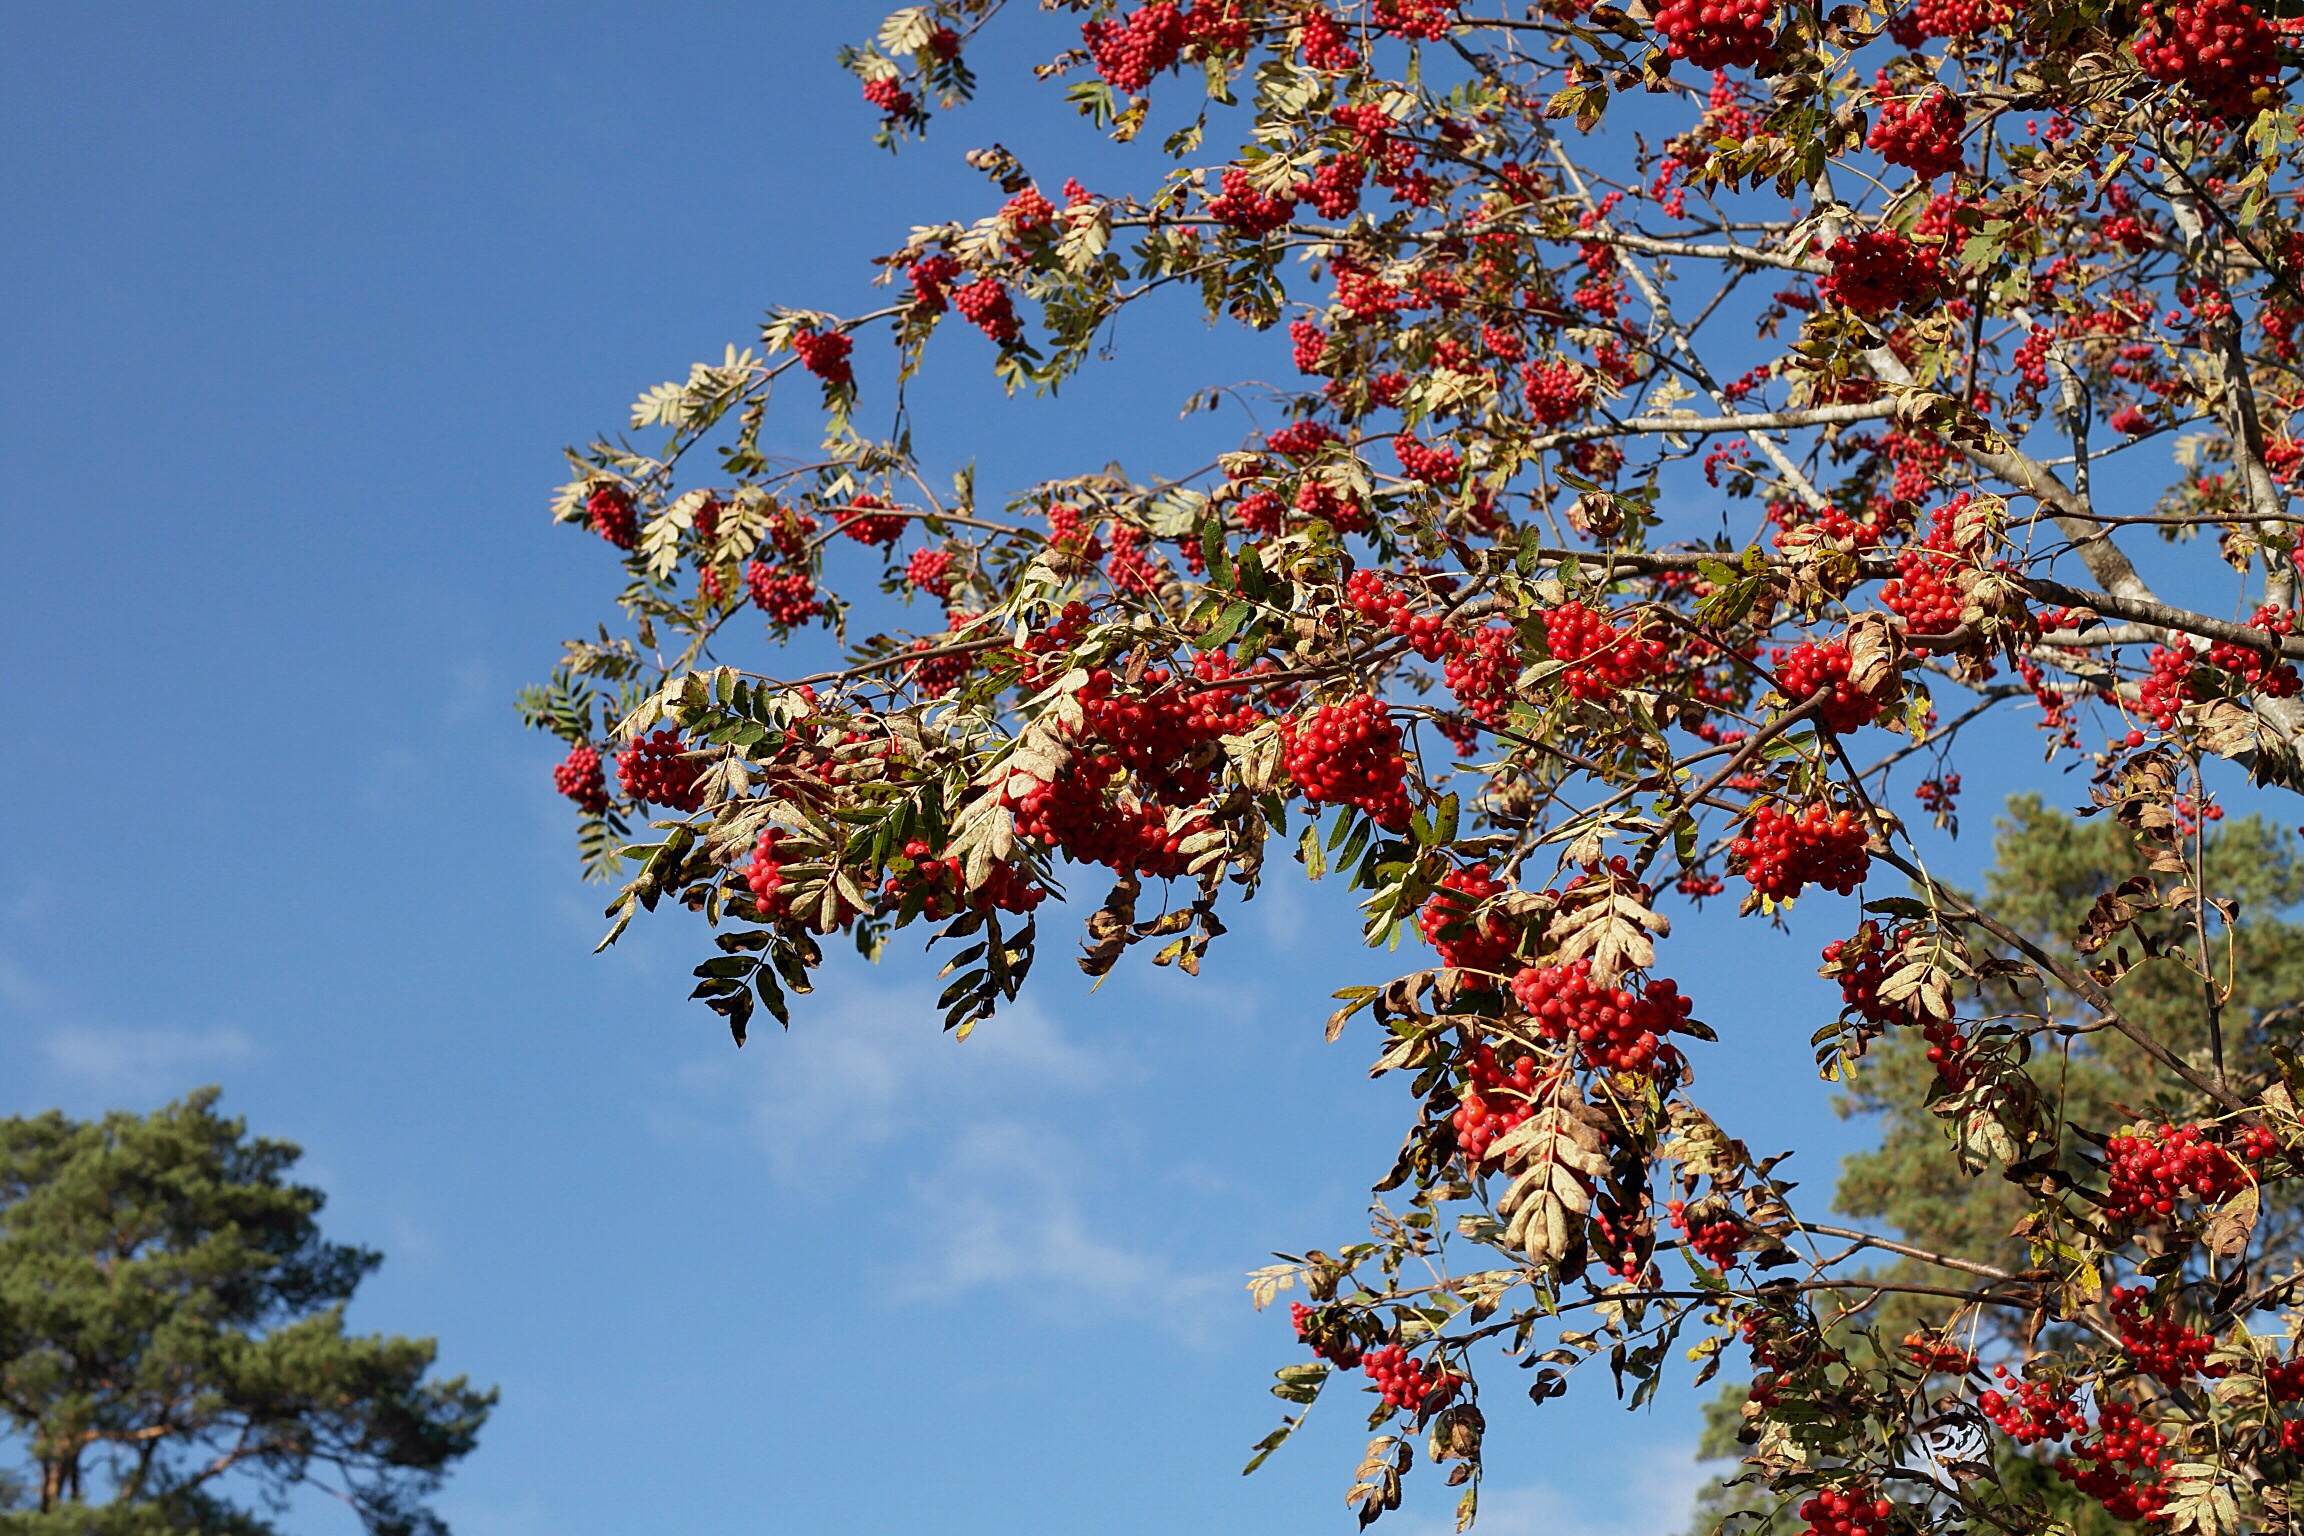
[40,1022,255,1095]
[1404,1443,1712,1536]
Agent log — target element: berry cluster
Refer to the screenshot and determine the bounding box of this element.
[1298,5,1364,71]
[953,278,1021,344]
[1373,0,1461,39]
[1443,623,1519,731]
[2100,1122,2272,1223]
[1545,602,1670,700]
[746,561,825,627]
[2132,0,2279,118]
[553,744,609,815]
[1867,85,1966,180]
[1522,360,1593,425]
[1667,1198,1744,1268]
[1290,1301,1364,1368]
[2058,1401,2170,1524]
[2204,603,2302,697]
[1451,1043,1541,1162]
[616,730,705,812]
[905,547,955,600]
[2137,644,2198,731]
[1346,570,1455,661]
[860,75,914,121]
[1510,959,1693,1077]
[586,484,638,550]
[1082,2,1186,94]
[837,497,907,547]
[1652,0,1779,69]
[1733,804,1872,900]
[907,253,961,313]
[1796,1486,1891,1536]
[881,837,1046,918]
[1205,167,1296,235]
[1359,1344,1459,1413]
[1282,695,1413,829]
[1773,639,1885,732]
[1267,420,1341,459]
[791,328,853,387]
[1821,229,1944,316]
[1394,435,1463,485]
[1888,0,2007,43]
[1418,863,1516,974]
[2109,1286,2224,1383]
[1979,1368,2087,1445]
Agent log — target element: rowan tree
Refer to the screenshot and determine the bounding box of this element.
[0,1090,494,1536]
[526,0,2304,1529]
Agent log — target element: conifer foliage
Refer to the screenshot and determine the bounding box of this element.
[527,1,2304,1529]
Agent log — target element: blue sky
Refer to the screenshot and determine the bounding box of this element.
[0,7,2197,1535]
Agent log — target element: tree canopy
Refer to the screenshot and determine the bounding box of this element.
[525,1,2304,1531]
[0,1090,493,1536]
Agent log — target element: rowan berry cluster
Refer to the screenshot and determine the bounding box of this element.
[1346,570,1454,660]
[1522,360,1593,425]
[837,497,906,547]
[2109,1286,2224,1383]
[1104,522,1164,596]
[1082,2,1186,94]
[746,561,825,628]
[1416,865,1514,974]
[907,253,961,313]
[905,547,954,600]
[1773,640,1885,732]
[553,744,610,815]
[1282,695,1413,829]
[1866,85,1966,180]
[2058,1401,2170,1523]
[616,730,705,812]
[1888,0,2006,42]
[791,328,853,386]
[1821,229,1943,315]
[881,837,1047,918]
[1510,959,1693,1078]
[1796,1486,1891,1536]
[1205,167,1296,235]
[1394,435,1462,485]
[1652,0,1779,69]
[586,484,638,550]
[2132,0,2279,118]
[1374,0,1461,39]
[952,278,1021,344]
[1733,804,1871,900]
[1443,623,1518,729]
[1451,1043,1541,1162]
[2137,644,2198,731]
[1666,1199,1743,1268]
[1290,1301,1364,1368]
[1545,602,1669,701]
[904,639,970,697]
[1898,1331,1977,1376]
[1299,154,1365,218]
[2204,603,2302,696]
[860,75,914,121]
[1266,420,1340,459]
[1006,762,1193,878]
[1979,1368,2087,1445]
[2100,1122,2271,1222]
[1297,5,1364,71]
[1360,1344,1459,1412]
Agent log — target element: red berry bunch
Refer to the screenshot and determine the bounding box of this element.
[905,547,955,600]
[1979,1368,2087,1445]
[837,497,907,547]
[1444,623,1519,729]
[1797,1486,1891,1536]
[907,253,962,313]
[1005,762,1194,878]
[1082,2,1187,94]
[1667,1199,1744,1268]
[2137,644,2199,731]
[586,484,638,550]
[1299,154,1366,218]
[1235,489,1286,536]
[1544,602,1669,701]
[616,730,705,812]
[2109,1286,2224,1383]
[904,638,971,697]
[1205,166,1297,235]
[1510,959,1693,1078]
[746,561,824,627]
[1345,570,1455,660]
[1105,522,1164,595]
[1774,639,1885,732]
[1522,360,1593,425]
[1899,1331,1977,1376]
[1732,803,1871,899]
[1888,0,2008,43]
[881,837,1047,918]
[1044,503,1105,567]
[1266,420,1341,459]
[2204,603,2302,697]
[1867,85,1966,180]
[1290,1301,1365,1367]
[1652,0,1779,72]
[1290,318,1332,373]
[861,75,914,121]
[2132,0,2279,118]
[2058,1401,2170,1523]
[1418,863,1516,974]
[553,744,610,815]
[1821,229,1944,315]
[1298,5,1364,71]
[953,278,1022,344]
[1450,1043,1542,1161]
[2101,1122,2271,1223]
[1359,1344,1459,1412]
[791,328,854,386]
[1394,435,1463,485]
[1282,695,1413,829]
